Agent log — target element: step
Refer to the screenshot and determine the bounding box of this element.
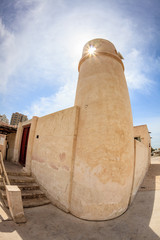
[0,183,40,191]
[4,197,50,208]
[0,172,50,209]
[23,197,50,208]
[7,171,31,177]
[1,189,45,200]
[8,176,35,184]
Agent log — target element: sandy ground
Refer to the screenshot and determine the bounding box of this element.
[0,157,160,240]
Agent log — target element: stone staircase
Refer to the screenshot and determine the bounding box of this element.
[0,170,50,208]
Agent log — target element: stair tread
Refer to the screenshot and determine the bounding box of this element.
[8,183,38,187]
[22,190,45,196]
[9,176,35,183]
[8,176,35,180]
[7,171,31,177]
[11,182,39,186]
[1,171,50,208]
[0,182,39,190]
[23,197,50,208]
[4,197,50,208]
[1,189,44,196]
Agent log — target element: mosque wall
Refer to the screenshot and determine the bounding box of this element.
[31,106,79,211]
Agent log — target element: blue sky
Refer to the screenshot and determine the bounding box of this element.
[0,0,160,148]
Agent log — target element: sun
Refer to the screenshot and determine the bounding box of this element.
[88,45,96,55]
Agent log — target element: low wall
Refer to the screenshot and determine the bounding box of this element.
[134,125,151,165]
[0,134,6,159]
[130,139,149,202]
[7,133,16,161]
[31,106,79,212]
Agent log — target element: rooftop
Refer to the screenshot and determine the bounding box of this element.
[0,121,17,135]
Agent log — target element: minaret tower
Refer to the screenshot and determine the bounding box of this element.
[70,38,134,220]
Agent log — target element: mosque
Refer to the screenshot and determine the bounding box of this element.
[0,38,151,221]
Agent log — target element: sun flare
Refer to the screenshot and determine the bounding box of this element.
[88,46,96,55]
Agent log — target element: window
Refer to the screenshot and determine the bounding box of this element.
[134,136,141,142]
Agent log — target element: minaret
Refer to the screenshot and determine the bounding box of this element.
[70,38,134,220]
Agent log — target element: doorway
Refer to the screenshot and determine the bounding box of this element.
[19,126,30,166]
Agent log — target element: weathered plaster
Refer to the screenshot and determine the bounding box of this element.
[6,185,26,223]
[13,122,23,163]
[130,140,149,203]
[134,125,151,165]
[24,116,38,173]
[6,133,16,162]
[70,39,134,220]
[31,106,79,212]
[11,38,150,221]
[0,134,6,159]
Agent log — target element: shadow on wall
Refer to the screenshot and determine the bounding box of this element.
[0,160,160,240]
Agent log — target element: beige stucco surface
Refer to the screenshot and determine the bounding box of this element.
[6,185,26,223]
[0,134,6,159]
[7,133,16,162]
[25,117,38,173]
[134,125,150,148]
[31,106,79,211]
[130,140,149,202]
[10,38,151,221]
[13,122,23,163]
[134,125,151,165]
[70,39,134,220]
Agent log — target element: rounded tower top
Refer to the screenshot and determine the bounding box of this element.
[82,38,117,57]
[78,38,124,72]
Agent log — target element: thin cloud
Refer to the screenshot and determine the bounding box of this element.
[125,48,153,91]
[0,0,155,92]
[0,0,159,125]
[24,80,76,118]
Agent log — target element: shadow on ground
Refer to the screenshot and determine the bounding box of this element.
[0,160,160,240]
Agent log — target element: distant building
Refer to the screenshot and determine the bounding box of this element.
[10,112,28,125]
[0,114,9,124]
[153,149,160,156]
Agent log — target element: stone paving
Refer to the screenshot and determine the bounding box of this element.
[0,157,160,240]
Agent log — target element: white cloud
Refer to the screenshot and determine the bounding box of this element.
[24,80,77,118]
[125,49,153,91]
[0,19,17,93]
[0,0,158,120]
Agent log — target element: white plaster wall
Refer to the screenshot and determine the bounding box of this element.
[31,106,79,212]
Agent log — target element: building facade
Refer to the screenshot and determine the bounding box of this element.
[0,114,9,124]
[10,112,28,126]
[6,38,151,221]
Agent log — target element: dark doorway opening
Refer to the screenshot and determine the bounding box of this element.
[19,126,30,166]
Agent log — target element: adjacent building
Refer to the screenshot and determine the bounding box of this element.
[0,114,9,124]
[10,112,28,126]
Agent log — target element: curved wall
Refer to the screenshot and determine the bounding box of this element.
[70,38,134,220]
